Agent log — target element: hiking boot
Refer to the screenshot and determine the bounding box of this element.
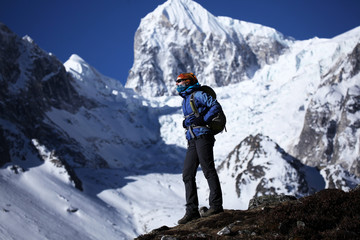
[200,206,224,217]
[177,211,200,224]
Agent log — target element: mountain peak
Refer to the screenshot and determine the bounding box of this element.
[145,0,226,35]
[126,0,292,97]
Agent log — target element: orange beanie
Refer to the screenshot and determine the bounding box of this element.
[176,72,198,85]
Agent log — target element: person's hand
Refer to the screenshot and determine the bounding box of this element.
[183,115,195,128]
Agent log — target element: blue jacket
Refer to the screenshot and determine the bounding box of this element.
[179,84,222,140]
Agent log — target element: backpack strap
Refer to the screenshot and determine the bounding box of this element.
[189,92,200,117]
[185,91,208,138]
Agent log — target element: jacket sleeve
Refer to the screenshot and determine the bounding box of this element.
[194,91,222,123]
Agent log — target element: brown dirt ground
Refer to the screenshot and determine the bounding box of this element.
[135,187,360,240]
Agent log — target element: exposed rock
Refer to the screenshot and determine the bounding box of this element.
[0,22,104,189]
[320,164,360,191]
[135,188,360,239]
[8,165,24,174]
[248,194,297,210]
[292,43,360,177]
[217,134,326,207]
[0,126,11,167]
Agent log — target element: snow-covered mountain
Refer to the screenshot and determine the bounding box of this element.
[1,0,360,239]
[217,134,358,210]
[292,40,360,176]
[126,0,293,97]
[0,21,185,239]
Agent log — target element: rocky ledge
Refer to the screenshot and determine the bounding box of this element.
[136,186,360,240]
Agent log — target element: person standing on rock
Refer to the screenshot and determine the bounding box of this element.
[176,72,224,224]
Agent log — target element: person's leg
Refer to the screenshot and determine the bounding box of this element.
[196,135,223,210]
[182,139,200,212]
[178,139,201,224]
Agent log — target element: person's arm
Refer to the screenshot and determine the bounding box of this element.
[195,91,222,123]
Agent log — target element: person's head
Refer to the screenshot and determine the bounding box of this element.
[176,73,198,92]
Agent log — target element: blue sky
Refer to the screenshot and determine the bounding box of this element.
[1,0,359,85]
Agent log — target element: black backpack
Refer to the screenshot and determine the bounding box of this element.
[189,85,227,135]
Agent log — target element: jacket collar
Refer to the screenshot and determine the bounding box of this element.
[179,83,201,98]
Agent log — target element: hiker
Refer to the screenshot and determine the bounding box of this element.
[176,72,224,224]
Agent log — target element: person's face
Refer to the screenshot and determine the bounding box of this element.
[176,78,188,86]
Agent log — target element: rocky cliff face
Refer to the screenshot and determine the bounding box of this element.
[0,22,173,183]
[217,134,324,208]
[0,23,98,171]
[0,23,104,188]
[217,134,359,208]
[292,42,360,177]
[126,0,293,97]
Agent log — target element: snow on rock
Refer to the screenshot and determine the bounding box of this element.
[126,0,293,97]
[217,134,326,209]
[292,36,360,176]
[320,164,360,190]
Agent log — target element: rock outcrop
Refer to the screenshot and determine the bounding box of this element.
[136,187,360,239]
